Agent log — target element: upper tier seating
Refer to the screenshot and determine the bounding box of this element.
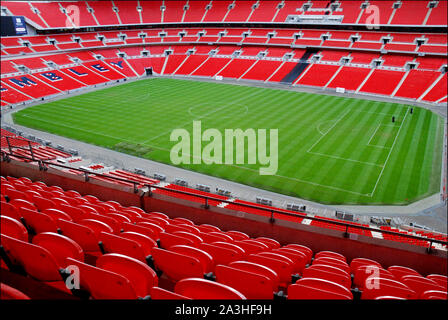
[2,1,447,29]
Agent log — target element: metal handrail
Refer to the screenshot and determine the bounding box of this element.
[1,149,447,248]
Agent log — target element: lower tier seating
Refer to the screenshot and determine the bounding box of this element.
[1,175,447,300]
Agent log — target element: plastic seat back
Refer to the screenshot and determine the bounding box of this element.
[199,231,233,244]
[171,217,195,225]
[196,224,221,233]
[151,247,204,282]
[283,244,313,264]
[215,264,275,299]
[361,277,417,299]
[9,199,37,212]
[353,265,396,289]
[84,215,120,234]
[136,221,164,237]
[96,253,158,298]
[148,211,170,220]
[119,231,157,256]
[198,242,243,266]
[233,240,266,254]
[78,219,114,236]
[121,222,159,241]
[1,216,28,241]
[1,234,62,281]
[31,196,56,211]
[271,249,307,274]
[99,232,147,263]
[1,201,22,221]
[175,278,246,300]
[350,257,382,274]
[57,204,89,221]
[225,230,250,241]
[426,274,448,290]
[0,283,30,300]
[57,219,100,252]
[211,241,246,256]
[229,261,280,289]
[314,251,347,262]
[255,237,281,249]
[246,253,294,285]
[41,208,73,222]
[312,256,350,274]
[401,275,446,297]
[66,257,137,299]
[170,245,214,273]
[19,207,59,234]
[302,264,352,289]
[420,290,447,300]
[387,265,422,281]
[288,278,353,300]
[32,232,84,267]
[159,232,195,249]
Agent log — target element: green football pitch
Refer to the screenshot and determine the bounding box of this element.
[13,78,444,205]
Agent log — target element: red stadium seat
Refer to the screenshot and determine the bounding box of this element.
[121,222,159,241]
[65,257,140,299]
[245,253,294,286]
[387,265,422,281]
[98,231,149,263]
[255,237,281,249]
[401,275,446,298]
[19,207,59,234]
[41,209,73,222]
[312,256,350,274]
[198,242,244,266]
[215,264,276,299]
[353,265,397,289]
[302,264,352,289]
[9,199,37,212]
[171,217,195,225]
[350,257,382,274]
[172,231,203,246]
[314,251,347,262]
[426,274,448,290]
[225,230,250,241]
[159,231,195,249]
[271,248,308,274]
[96,253,158,298]
[1,216,28,241]
[1,235,69,292]
[360,277,417,299]
[78,219,114,236]
[1,201,22,221]
[169,245,214,274]
[420,290,448,300]
[283,244,313,264]
[57,219,101,253]
[288,278,353,300]
[151,247,204,282]
[0,283,30,300]
[32,232,84,266]
[174,278,246,300]
[198,231,233,244]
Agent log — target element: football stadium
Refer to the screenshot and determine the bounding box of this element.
[0,0,447,305]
